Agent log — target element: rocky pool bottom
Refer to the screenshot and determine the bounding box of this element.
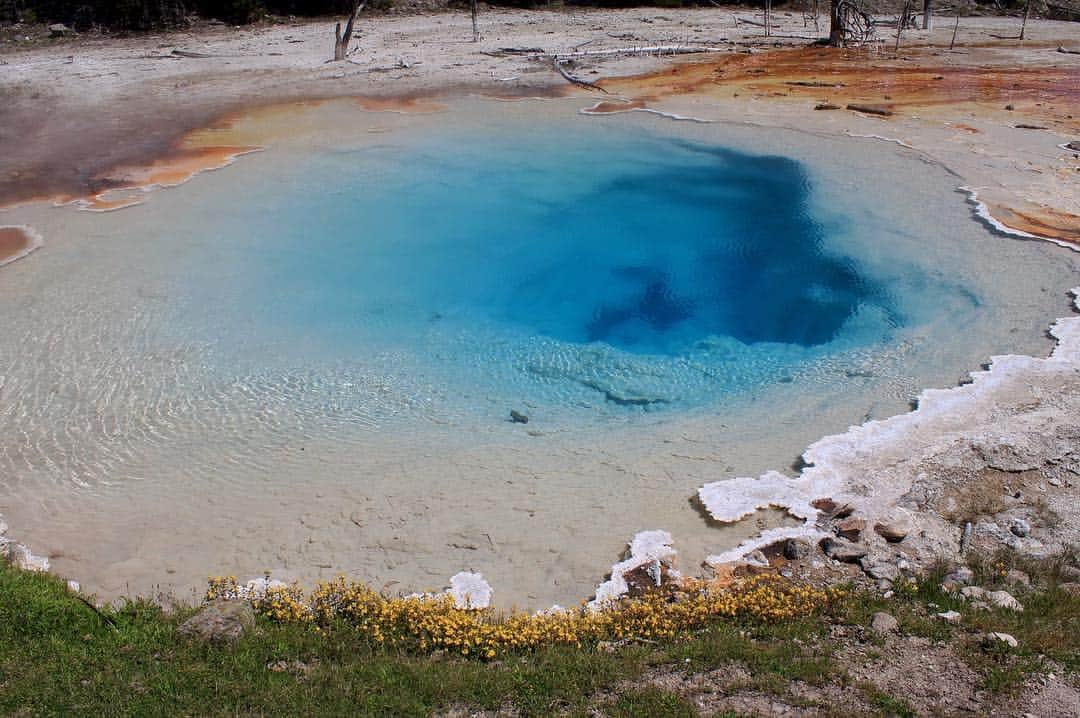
[0,97,1078,608]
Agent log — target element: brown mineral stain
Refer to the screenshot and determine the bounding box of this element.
[600,46,1080,126]
[0,226,42,267]
[355,96,447,113]
[989,203,1080,244]
[582,99,649,114]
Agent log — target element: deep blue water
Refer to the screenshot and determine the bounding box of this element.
[182,125,905,413]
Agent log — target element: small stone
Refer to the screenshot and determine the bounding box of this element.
[836,517,866,541]
[1060,565,1080,582]
[847,103,894,116]
[1005,104,1015,111]
[961,586,987,601]
[1065,140,1080,152]
[820,537,868,563]
[1010,518,1031,538]
[1047,477,1062,487]
[987,632,1018,648]
[1058,582,1080,597]
[1004,569,1030,587]
[870,612,899,634]
[987,590,1024,612]
[597,641,616,654]
[67,580,81,593]
[945,566,974,585]
[178,600,256,643]
[862,560,899,582]
[937,610,962,624]
[49,23,73,37]
[814,103,840,110]
[779,567,793,578]
[509,409,529,424]
[874,518,912,543]
[969,600,991,611]
[783,538,811,560]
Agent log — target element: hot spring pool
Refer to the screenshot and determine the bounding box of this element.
[1,97,1077,606]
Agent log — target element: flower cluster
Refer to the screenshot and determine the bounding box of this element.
[207,573,839,658]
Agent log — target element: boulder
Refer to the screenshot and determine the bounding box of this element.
[783,538,811,560]
[820,537,868,563]
[870,611,899,634]
[178,600,256,643]
[986,590,1024,612]
[835,517,866,541]
[48,23,73,37]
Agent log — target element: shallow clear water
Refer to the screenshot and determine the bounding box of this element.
[1,97,1077,606]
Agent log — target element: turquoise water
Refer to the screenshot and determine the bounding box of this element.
[176,125,923,413]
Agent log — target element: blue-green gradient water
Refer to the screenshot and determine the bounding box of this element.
[178,125,920,414]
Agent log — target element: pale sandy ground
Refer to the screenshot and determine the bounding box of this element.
[1,8,1079,608]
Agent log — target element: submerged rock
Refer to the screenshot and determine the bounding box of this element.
[509,409,529,424]
[178,600,256,643]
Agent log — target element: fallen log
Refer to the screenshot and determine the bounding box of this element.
[552,58,609,94]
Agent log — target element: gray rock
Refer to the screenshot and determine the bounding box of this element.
[820,537,868,563]
[937,610,962,624]
[969,600,991,611]
[862,560,899,582]
[987,632,1018,648]
[783,538,811,560]
[1004,569,1030,587]
[509,409,529,424]
[870,611,899,634]
[874,518,912,543]
[1010,518,1031,538]
[178,600,256,643]
[961,586,987,601]
[987,590,1024,612]
[1059,565,1080,582]
[943,566,974,587]
[48,23,73,37]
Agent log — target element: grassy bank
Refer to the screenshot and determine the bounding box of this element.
[0,556,1076,717]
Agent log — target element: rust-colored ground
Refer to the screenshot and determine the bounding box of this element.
[0,226,37,266]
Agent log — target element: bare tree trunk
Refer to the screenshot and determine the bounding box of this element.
[1019,0,1030,40]
[950,11,960,49]
[895,0,912,53]
[471,0,479,42]
[333,0,366,62]
[764,0,772,37]
[829,0,845,46]
[922,0,933,30]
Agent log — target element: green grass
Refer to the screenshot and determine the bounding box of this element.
[0,564,651,717]
[2,552,1077,717]
[605,687,699,718]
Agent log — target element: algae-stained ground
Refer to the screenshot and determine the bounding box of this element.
[1,554,1077,717]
